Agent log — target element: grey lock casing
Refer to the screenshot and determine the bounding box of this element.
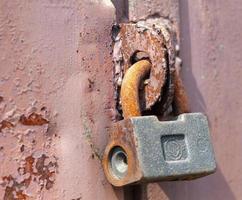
[133,113,216,181]
[102,113,216,186]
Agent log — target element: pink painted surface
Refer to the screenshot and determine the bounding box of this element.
[148,0,242,199]
[1,0,242,199]
[0,0,123,199]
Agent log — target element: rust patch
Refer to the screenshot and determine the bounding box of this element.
[114,22,167,111]
[2,176,29,200]
[0,120,14,132]
[19,113,49,126]
[1,154,58,199]
[35,154,57,190]
[172,70,190,114]
[113,19,177,117]
[102,118,143,186]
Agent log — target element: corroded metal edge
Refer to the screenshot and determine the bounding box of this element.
[102,119,143,187]
[112,18,177,118]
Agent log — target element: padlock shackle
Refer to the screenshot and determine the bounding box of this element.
[120,60,151,118]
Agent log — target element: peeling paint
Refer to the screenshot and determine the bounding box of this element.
[0,120,14,132]
[1,153,57,200]
[19,113,49,126]
[0,0,120,199]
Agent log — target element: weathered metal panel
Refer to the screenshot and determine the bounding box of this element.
[147,0,242,199]
[0,0,124,199]
[1,0,242,199]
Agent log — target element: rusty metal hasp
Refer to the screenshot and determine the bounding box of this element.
[113,19,176,116]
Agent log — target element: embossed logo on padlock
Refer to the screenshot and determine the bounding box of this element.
[161,134,188,161]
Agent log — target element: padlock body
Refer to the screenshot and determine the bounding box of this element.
[102,113,216,186]
[133,113,216,181]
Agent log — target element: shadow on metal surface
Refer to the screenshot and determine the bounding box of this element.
[158,167,236,200]
[179,0,206,113]
[156,1,235,199]
[111,0,129,23]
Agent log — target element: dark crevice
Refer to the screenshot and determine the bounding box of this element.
[111,0,129,23]
[111,24,120,41]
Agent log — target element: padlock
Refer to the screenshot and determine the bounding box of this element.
[102,60,216,187]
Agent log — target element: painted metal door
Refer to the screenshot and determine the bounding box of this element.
[0,0,241,199]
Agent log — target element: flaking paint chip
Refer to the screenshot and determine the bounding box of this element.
[19,113,49,126]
